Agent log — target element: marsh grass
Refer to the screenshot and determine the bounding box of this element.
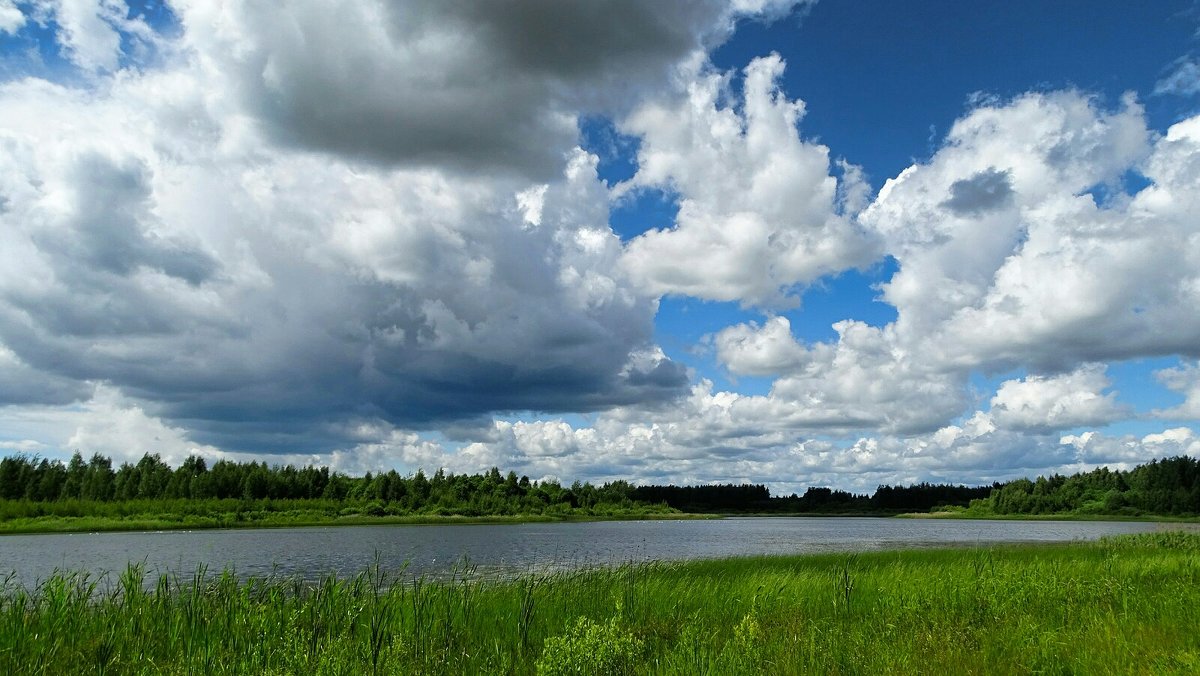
[2,532,1198,674]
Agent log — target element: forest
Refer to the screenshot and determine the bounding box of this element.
[968,456,1200,516]
[0,452,648,519]
[0,452,1198,524]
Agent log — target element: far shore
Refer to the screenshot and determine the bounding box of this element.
[0,511,720,536]
[894,510,1200,524]
[6,507,1200,536]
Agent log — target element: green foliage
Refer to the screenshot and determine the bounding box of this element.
[536,615,644,676]
[4,449,1200,532]
[0,453,679,532]
[714,612,765,674]
[973,456,1200,517]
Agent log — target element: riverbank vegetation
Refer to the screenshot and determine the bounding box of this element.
[962,456,1200,517]
[2,531,1198,674]
[1,452,1199,534]
[633,457,1200,519]
[0,453,680,533]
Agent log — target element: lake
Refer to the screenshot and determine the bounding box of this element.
[0,517,1166,588]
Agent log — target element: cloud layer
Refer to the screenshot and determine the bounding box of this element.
[0,1,1196,490]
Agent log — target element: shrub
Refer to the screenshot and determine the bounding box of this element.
[536,616,643,676]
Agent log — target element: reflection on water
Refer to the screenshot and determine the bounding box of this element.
[1,517,1163,588]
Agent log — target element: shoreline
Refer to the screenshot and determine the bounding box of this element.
[893,511,1200,523]
[0,510,718,536]
[4,506,1199,535]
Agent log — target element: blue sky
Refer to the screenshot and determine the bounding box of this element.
[1,1,1199,492]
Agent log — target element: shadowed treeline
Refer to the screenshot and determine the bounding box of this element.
[0,453,663,522]
[1,453,1199,528]
[629,483,997,514]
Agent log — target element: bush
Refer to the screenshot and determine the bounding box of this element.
[536,616,643,676]
[717,612,765,674]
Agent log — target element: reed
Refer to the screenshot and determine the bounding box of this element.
[2,532,1198,674]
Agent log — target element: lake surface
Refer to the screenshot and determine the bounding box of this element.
[0,517,1166,588]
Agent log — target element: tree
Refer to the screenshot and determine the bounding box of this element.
[82,454,115,501]
[62,452,87,500]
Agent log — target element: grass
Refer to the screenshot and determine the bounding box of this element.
[2,532,1198,674]
[897,505,1200,523]
[0,502,709,536]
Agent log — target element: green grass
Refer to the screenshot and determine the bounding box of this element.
[3,532,1199,674]
[899,509,1200,523]
[0,499,703,535]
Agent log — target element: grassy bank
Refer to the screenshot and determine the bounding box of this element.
[898,509,1200,523]
[0,498,695,535]
[3,532,1199,674]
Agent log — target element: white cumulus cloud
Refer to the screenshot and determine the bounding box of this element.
[989,365,1127,432]
[619,54,878,307]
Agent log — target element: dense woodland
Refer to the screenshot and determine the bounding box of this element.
[630,482,997,514]
[0,452,1199,520]
[0,452,647,517]
[971,456,1200,516]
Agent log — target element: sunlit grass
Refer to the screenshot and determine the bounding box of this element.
[2,532,1197,674]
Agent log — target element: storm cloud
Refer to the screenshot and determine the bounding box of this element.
[172,0,810,178]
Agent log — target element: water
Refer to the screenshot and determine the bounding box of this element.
[0,517,1164,588]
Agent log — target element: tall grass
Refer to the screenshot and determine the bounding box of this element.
[2,532,1198,674]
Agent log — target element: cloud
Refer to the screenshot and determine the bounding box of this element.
[1155,57,1200,97]
[1062,427,1200,466]
[24,0,158,73]
[0,61,686,453]
[61,384,227,465]
[1153,361,1200,420]
[0,0,24,35]
[713,317,967,434]
[619,54,879,307]
[989,365,1127,432]
[0,383,224,466]
[711,316,809,377]
[697,91,1198,446]
[856,91,1200,377]
[940,168,1013,215]
[171,0,814,178]
[332,395,1197,493]
[0,344,89,406]
[697,92,1194,450]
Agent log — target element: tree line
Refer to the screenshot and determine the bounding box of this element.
[0,452,649,517]
[629,482,995,513]
[1,451,1198,518]
[974,456,1200,516]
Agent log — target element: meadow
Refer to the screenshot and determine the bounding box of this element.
[2,531,1198,674]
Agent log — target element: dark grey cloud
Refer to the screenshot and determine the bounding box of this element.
[941,167,1013,214]
[460,0,708,78]
[0,142,687,453]
[185,0,788,178]
[34,154,217,287]
[1,267,687,453]
[0,353,90,406]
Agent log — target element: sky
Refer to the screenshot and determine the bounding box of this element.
[1,0,1200,493]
